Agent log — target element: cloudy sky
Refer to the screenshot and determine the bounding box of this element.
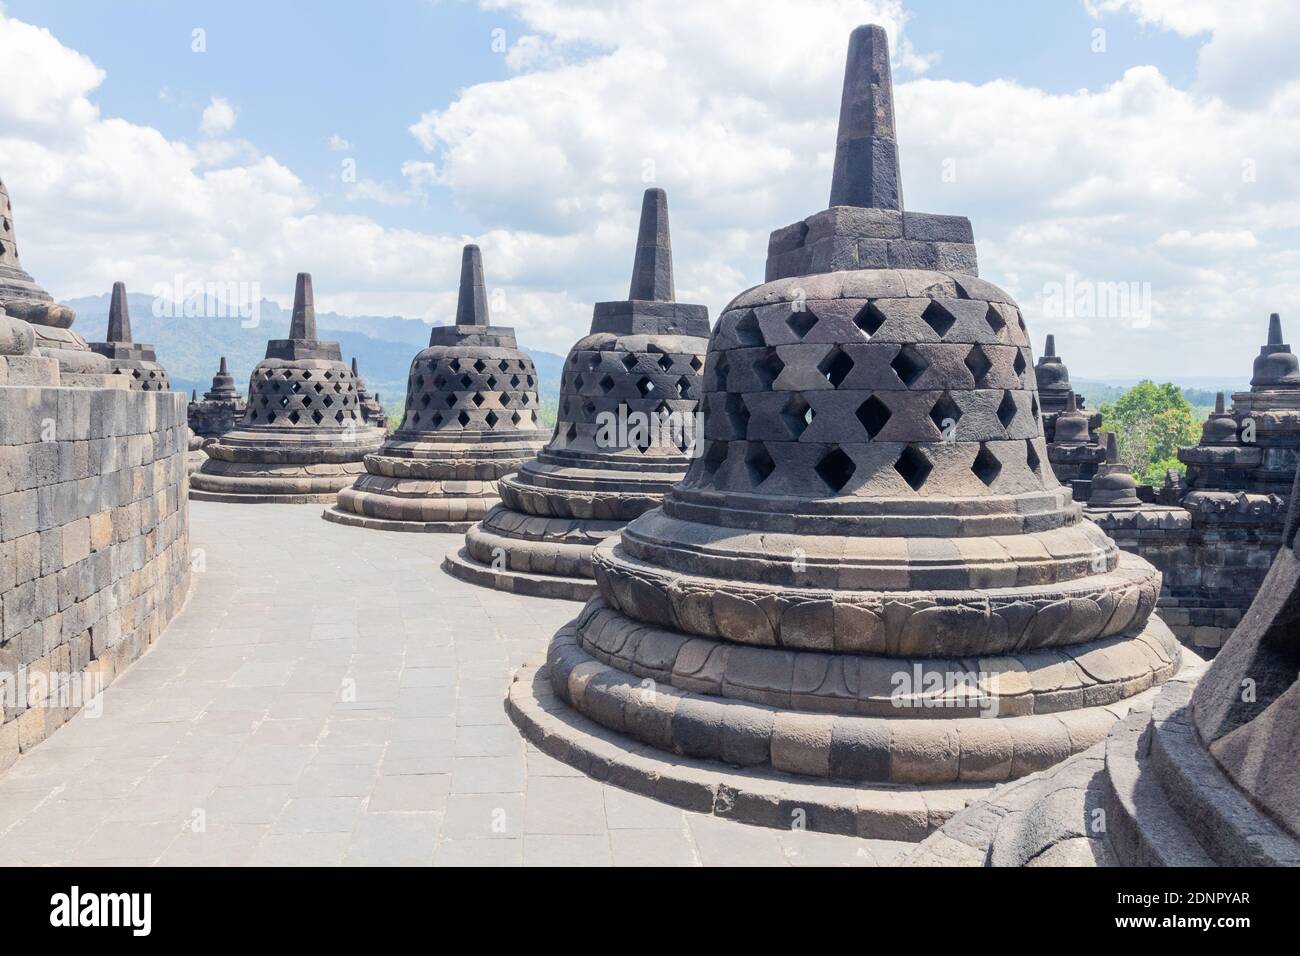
[1,0,1297,378]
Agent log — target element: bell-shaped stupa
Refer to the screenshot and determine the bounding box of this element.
[191,273,385,502]
[444,188,710,599]
[324,245,545,531]
[88,282,171,390]
[350,356,388,431]
[508,24,1181,838]
[0,173,112,382]
[1034,335,1104,497]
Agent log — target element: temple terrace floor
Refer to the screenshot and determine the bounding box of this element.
[0,502,907,866]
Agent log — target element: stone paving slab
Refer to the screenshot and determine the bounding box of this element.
[0,502,904,866]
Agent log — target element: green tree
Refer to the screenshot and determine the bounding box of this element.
[1098,381,1201,485]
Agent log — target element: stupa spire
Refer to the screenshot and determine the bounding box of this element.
[828,24,903,210]
[455,245,489,326]
[628,188,675,302]
[1268,312,1284,346]
[107,282,132,344]
[1215,391,1225,414]
[290,273,316,340]
[1044,334,1057,358]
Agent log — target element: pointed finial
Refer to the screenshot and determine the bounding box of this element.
[108,281,133,343]
[828,24,903,210]
[219,356,228,374]
[1268,312,1283,345]
[351,356,360,376]
[628,187,675,302]
[1065,391,1078,413]
[1215,391,1226,414]
[1044,334,1056,358]
[191,389,197,401]
[456,244,490,326]
[290,273,316,339]
[1105,431,1119,464]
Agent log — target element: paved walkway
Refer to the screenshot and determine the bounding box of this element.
[0,502,906,866]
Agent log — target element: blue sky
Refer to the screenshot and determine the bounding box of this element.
[1,1,1296,379]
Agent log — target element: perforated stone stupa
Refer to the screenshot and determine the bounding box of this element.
[190,273,385,502]
[444,189,709,599]
[88,282,171,391]
[1034,335,1104,498]
[507,24,1182,839]
[323,245,545,531]
[350,357,388,432]
[187,356,247,473]
[0,174,113,384]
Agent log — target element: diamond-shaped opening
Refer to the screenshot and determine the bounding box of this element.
[587,354,601,371]
[487,375,498,389]
[583,399,596,417]
[266,411,277,423]
[657,354,674,373]
[420,393,432,408]
[281,369,293,379]
[734,309,763,347]
[725,393,750,436]
[431,412,444,428]
[314,382,325,393]
[474,359,487,373]
[744,442,775,486]
[1031,393,1040,419]
[445,394,457,408]
[921,300,957,338]
[485,410,499,429]
[450,359,461,372]
[1025,439,1041,475]
[565,422,578,444]
[890,345,928,387]
[637,377,655,397]
[856,395,892,439]
[781,394,814,438]
[676,376,692,398]
[894,445,932,491]
[460,374,473,389]
[928,392,962,437]
[984,304,1006,336]
[702,440,727,476]
[622,352,638,372]
[458,410,471,427]
[818,346,854,388]
[288,410,300,424]
[291,381,302,393]
[513,411,524,427]
[302,396,313,408]
[997,391,1017,430]
[786,307,818,340]
[599,374,616,393]
[1017,312,1028,335]
[519,394,530,405]
[815,446,856,493]
[324,370,333,379]
[1013,350,1027,379]
[755,350,785,387]
[972,443,1002,486]
[573,374,585,390]
[511,374,520,388]
[690,355,703,373]
[499,359,511,373]
[334,410,345,423]
[472,392,485,406]
[965,345,993,385]
[853,302,887,338]
[311,410,323,425]
[713,351,730,390]
[279,396,290,408]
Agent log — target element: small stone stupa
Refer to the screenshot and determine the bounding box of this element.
[351,357,388,431]
[1034,335,1104,498]
[88,282,171,390]
[444,188,710,599]
[0,173,113,383]
[190,273,385,502]
[187,356,247,473]
[324,245,546,531]
[508,24,1181,839]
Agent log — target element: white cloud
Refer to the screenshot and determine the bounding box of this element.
[199,96,237,136]
[327,134,353,151]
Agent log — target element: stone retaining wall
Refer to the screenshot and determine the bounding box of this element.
[0,383,191,769]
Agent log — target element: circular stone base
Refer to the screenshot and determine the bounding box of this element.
[507,664,995,840]
[320,506,471,533]
[443,547,596,601]
[190,488,342,504]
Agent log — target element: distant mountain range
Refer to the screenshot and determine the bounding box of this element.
[64,293,566,412]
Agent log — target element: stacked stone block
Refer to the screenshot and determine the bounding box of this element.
[444,188,709,599]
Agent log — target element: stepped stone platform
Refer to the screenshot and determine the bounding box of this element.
[325,245,546,532]
[445,188,709,599]
[191,273,385,503]
[516,24,1185,839]
[904,466,1300,867]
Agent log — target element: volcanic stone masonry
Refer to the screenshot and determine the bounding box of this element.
[0,175,190,769]
[88,282,171,391]
[323,244,545,531]
[444,188,710,600]
[903,463,1300,867]
[350,357,388,432]
[506,24,1184,840]
[1033,334,1105,499]
[187,355,246,474]
[190,273,385,503]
